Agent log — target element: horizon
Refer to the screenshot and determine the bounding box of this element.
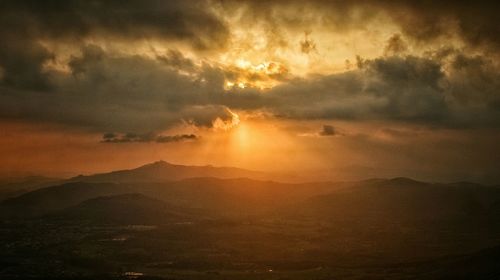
[2,159,495,186]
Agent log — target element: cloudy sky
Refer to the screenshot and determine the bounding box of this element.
[0,0,499,183]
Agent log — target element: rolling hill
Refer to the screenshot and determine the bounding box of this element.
[0,182,132,218]
[289,177,500,223]
[48,193,195,225]
[0,177,338,219]
[0,176,62,201]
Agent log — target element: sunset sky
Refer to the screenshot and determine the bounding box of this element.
[0,1,499,183]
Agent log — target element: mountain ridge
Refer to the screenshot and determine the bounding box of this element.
[67,160,273,183]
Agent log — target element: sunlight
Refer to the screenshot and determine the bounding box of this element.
[195,116,302,172]
[223,58,289,90]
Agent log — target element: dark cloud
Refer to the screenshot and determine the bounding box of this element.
[388,1,500,51]
[383,1,500,51]
[0,0,229,91]
[1,43,499,133]
[384,34,408,56]
[0,1,229,48]
[156,134,198,143]
[68,44,105,76]
[0,38,54,91]
[1,1,498,96]
[230,1,500,51]
[225,53,500,128]
[156,50,196,72]
[0,1,499,133]
[238,55,448,123]
[101,132,198,143]
[300,33,317,54]
[319,125,336,136]
[0,45,232,133]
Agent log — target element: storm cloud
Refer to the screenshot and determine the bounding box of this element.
[228,0,500,51]
[1,46,499,133]
[0,0,499,134]
[228,53,500,128]
[0,0,228,91]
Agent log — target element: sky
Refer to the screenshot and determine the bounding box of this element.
[0,0,499,183]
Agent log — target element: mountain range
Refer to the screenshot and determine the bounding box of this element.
[68,160,272,183]
[1,161,500,279]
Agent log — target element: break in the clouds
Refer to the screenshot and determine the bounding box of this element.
[0,1,500,133]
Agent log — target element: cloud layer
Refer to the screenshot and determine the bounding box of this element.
[0,0,499,134]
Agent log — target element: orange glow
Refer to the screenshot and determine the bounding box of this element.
[212,110,240,131]
[196,116,310,172]
[223,59,289,90]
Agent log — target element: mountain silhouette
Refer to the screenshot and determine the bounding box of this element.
[68,160,271,183]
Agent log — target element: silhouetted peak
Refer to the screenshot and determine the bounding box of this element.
[138,160,174,169]
[151,160,172,166]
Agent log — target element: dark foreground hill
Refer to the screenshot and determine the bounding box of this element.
[0,177,337,219]
[48,193,194,225]
[1,174,500,279]
[293,177,500,223]
[0,182,132,218]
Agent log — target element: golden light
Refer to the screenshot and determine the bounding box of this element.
[236,58,252,68]
[223,59,289,90]
[212,109,240,131]
[224,81,235,89]
[194,112,313,172]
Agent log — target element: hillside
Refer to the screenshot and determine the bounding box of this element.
[293,178,500,222]
[0,182,132,218]
[1,175,500,279]
[49,193,194,225]
[0,176,62,201]
[0,177,338,219]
